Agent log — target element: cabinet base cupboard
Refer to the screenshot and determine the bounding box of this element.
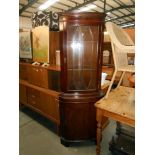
[59,12,107,146]
[59,92,104,146]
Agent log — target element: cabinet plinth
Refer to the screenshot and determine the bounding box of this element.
[59,12,106,145]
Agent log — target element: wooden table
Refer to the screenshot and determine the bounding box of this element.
[95,86,135,155]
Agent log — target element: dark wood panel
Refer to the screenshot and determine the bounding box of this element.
[19,64,28,80]
[49,31,60,65]
[48,70,61,92]
[60,102,96,140]
[59,12,106,145]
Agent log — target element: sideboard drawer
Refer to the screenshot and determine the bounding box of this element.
[27,88,40,109]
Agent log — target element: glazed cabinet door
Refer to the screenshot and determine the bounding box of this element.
[66,25,99,91]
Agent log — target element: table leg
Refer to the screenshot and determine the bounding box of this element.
[96,120,102,155]
[96,109,105,155]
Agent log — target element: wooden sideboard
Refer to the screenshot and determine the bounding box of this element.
[19,62,61,134]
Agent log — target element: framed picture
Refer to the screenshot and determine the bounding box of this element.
[32,26,49,63]
[19,29,32,59]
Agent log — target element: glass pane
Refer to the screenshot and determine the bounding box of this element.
[67,25,99,91]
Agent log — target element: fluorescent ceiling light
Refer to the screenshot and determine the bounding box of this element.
[39,0,59,10]
[106,12,111,15]
[106,16,117,21]
[121,23,134,28]
[78,4,97,12]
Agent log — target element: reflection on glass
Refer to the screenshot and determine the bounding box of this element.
[67,25,99,90]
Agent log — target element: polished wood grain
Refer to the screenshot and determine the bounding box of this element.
[47,65,60,71]
[95,86,135,155]
[27,65,49,88]
[19,64,28,80]
[20,79,60,127]
[19,62,61,134]
[40,93,60,123]
[19,79,60,96]
[59,12,106,146]
[27,87,41,109]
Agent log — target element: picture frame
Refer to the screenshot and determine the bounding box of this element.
[32,26,49,63]
[19,29,32,59]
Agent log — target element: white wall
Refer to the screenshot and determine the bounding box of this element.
[19,16,32,29]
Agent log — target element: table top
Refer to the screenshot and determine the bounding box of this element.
[95,86,135,126]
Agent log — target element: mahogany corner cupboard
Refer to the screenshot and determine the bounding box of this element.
[59,12,106,146]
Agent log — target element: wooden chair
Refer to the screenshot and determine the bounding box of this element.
[105,22,135,98]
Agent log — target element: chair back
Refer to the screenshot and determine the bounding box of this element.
[105,22,134,70]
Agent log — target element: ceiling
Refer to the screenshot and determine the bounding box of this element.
[19,0,135,28]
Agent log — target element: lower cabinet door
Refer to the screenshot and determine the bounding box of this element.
[40,93,60,122]
[27,66,48,88]
[19,65,28,80]
[19,84,27,104]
